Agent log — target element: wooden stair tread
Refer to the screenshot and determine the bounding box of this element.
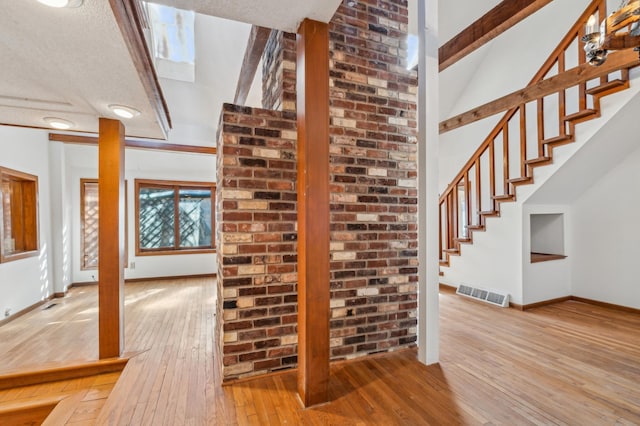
[0,394,66,415]
[492,194,514,201]
[0,357,129,391]
[563,110,596,122]
[466,225,485,231]
[454,237,471,243]
[585,79,628,96]
[439,259,449,267]
[508,176,532,185]
[525,156,551,166]
[542,135,573,145]
[443,248,459,254]
[479,210,499,217]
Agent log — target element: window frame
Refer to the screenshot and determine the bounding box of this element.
[135,179,215,256]
[80,179,99,270]
[0,166,39,263]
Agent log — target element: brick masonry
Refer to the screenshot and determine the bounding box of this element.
[262,31,297,112]
[217,0,418,381]
[216,105,298,379]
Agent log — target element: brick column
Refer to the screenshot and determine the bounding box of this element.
[216,105,298,380]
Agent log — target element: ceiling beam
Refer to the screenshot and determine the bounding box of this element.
[439,0,553,72]
[49,133,216,155]
[234,26,272,105]
[109,0,172,138]
[439,49,640,134]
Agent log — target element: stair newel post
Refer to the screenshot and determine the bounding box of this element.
[519,104,527,177]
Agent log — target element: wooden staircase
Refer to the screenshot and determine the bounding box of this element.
[439,0,638,267]
[0,358,128,425]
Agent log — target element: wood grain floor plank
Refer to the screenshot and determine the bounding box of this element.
[2,278,639,424]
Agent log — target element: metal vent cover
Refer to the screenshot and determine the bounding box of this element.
[456,284,509,308]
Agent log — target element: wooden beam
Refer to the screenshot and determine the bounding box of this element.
[439,49,640,133]
[296,18,330,408]
[439,0,552,72]
[48,133,216,155]
[98,118,125,359]
[109,0,172,138]
[234,26,272,105]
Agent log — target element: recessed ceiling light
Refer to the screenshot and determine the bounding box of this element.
[44,117,74,130]
[109,104,141,119]
[37,0,83,8]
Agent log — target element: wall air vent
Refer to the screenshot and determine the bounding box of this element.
[456,284,509,308]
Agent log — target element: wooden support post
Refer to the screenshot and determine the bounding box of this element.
[98,118,125,359]
[296,18,330,407]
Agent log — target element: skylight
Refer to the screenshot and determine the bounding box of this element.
[145,2,196,82]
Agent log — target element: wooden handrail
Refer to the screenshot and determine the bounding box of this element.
[439,49,640,133]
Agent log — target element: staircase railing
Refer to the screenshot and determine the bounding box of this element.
[439,0,636,266]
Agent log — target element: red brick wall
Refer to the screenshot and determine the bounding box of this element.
[216,105,298,379]
[327,0,418,359]
[217,0,417,381]
[262,31,296,112]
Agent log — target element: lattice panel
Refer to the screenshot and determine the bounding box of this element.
[82,181,99,269]
[139,188,175,249]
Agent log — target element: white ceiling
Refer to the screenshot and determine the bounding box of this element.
[0,0,341,141]
[0,0,164,138]
[145,0,342,33]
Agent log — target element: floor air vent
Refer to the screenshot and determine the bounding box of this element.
[456,284,509,308]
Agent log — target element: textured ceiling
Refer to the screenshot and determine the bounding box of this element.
[0,1,165,138]
[0,0,341,140]
[147,0,343,33]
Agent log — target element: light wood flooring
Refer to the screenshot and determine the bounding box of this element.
[0,278,638,424]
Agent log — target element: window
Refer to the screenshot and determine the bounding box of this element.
[80,179,128,270]
[81,179,99,270]
[135,179,214,255]
[0,167,39,263]
[145,2,195,82]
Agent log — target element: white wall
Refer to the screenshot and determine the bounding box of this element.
[441,201,524,304]
[570,145,640,309]
[0,125,54,320]
[63,144,217,284]
[48,142,72,295]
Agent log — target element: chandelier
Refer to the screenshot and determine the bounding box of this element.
[582,0,640,65]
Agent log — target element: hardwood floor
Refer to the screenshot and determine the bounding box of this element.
[1,278,639,424]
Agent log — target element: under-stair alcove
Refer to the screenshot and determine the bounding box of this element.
[529,213,566,263]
